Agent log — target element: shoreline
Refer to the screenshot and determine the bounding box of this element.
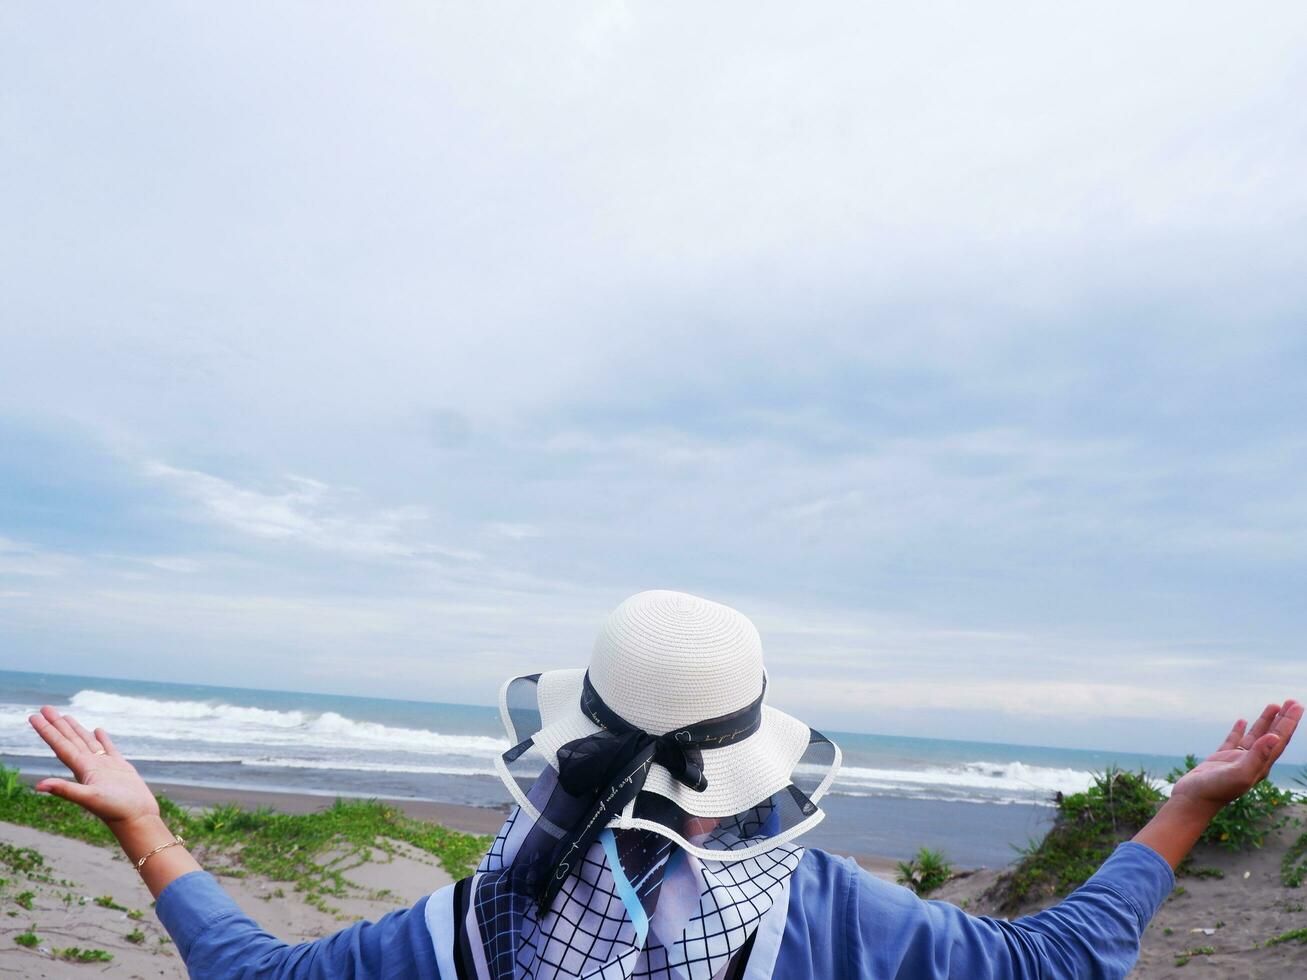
[147,779,907,879]
[4,751,1055,868]
[14,769,907,879]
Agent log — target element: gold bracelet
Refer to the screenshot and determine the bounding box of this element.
[135,835,186,871]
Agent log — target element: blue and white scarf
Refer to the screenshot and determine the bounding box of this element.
[425,792,802,980]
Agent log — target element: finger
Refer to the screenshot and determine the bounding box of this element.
[1226,733,1279,786]
[1239,702,1281,750]
[41,706,89,760]
[1273,699,1302,742]
[94,728,124,759]
[64,714,103,754]
[1262,700,1303,773]
[1217,718,1247,752]
[29,712,83,771]
[34,777,97,808]
[1249,733,1282,779]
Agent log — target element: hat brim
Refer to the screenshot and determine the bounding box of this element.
[493,668,842,861]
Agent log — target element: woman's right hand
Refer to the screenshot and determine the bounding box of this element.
[28,705,161,829]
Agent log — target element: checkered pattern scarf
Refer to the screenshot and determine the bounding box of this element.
[445,797,802,980]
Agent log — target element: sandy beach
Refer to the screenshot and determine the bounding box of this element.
[3,781,1305,977]
[0,817,456,979]
[0,778,505,978]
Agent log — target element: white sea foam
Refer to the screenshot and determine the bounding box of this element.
[799,759,1100,805]
[70,690,307,727]
[241,757,494,777]
[0,690,1140,807]
[0,690,508,760]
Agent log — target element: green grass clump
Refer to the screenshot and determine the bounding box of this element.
[55,946,113,962]
[195,797,489,913]
[0,843,46,876]
[13,931,39,948]
[1174,945,1215,966]
[14,890,35,910]
[0,765,490,913]
[1176,859,1224,879]
[896,847,954,896]
[0,774,116,848]
[1265,927,1307,946]
[987,768,1163,913]
[1282,832,1307,888]
[94,894,128,912]
[125,927,145,944]
[1166,755,1296,850]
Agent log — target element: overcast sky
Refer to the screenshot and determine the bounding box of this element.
[2,2,1304,759]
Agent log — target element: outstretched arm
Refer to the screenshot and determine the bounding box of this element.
[27,706,441,979]
[838,697,1301,980]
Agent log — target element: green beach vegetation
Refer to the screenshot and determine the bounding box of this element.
[1173,944,1215,967]
[895,846,954,896]
[988,768,1165,912]
[0,764,490,915]
[1282,830,1307,888]
[54,945,114,962]
[1265,926,1307,946]
[985,766,1304,914]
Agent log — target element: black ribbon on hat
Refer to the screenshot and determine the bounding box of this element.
[525,671,766,907]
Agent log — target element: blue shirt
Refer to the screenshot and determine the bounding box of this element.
[156,842,1173,979]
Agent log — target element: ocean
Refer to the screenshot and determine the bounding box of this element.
[0,669,1215,867]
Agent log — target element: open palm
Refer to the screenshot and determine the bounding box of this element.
[28,705,160,827]
[1170,700,1302,810]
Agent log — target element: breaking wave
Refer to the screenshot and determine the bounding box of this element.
[1,690,1132,806]
[808,760,1098,805]
[0,690,507,762]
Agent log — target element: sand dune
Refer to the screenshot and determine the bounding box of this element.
[934,802,1307,978]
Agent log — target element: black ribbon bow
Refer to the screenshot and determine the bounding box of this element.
[527,671,766,907]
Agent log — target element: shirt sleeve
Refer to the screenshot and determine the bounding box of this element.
[154,870,441,979]
[848,841,1174,979]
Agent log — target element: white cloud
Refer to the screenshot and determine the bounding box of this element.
[0,537,71,577]
[489,523,540,540]
[145,461,481,562]
[143,556,204,574]
[1,2,1304,757]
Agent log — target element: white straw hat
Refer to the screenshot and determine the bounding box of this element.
[493,590,841,860]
